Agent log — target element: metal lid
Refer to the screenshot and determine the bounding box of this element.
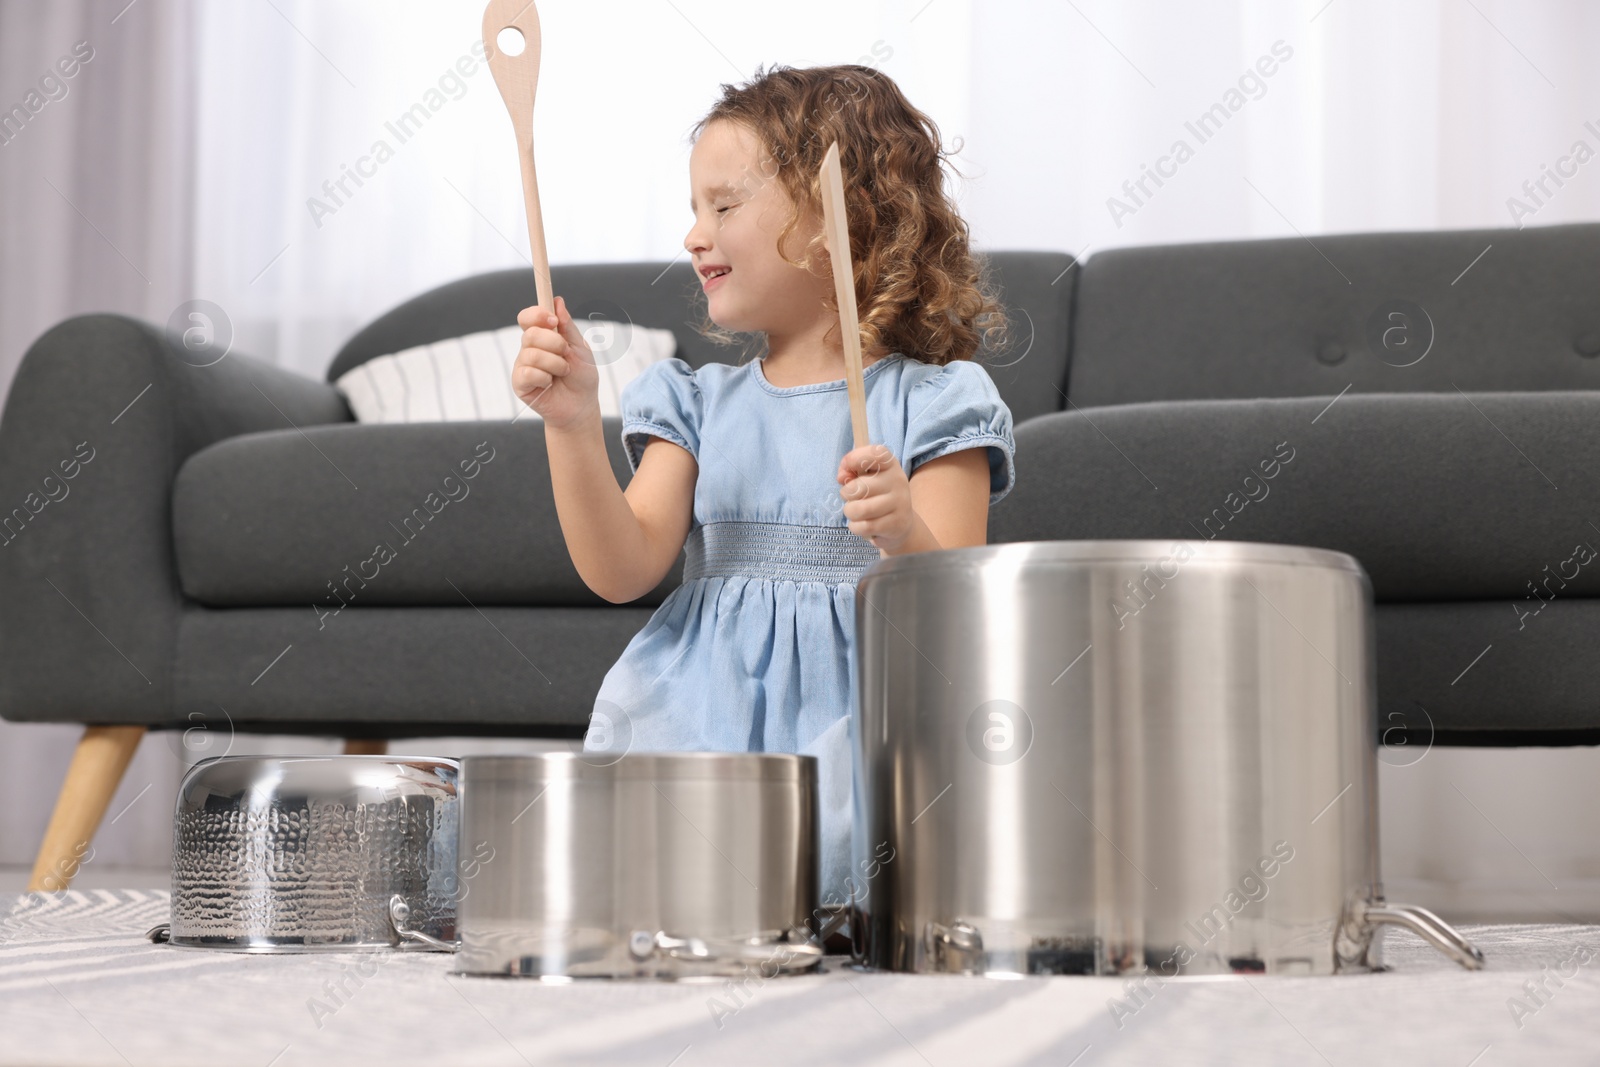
[859,538,1366,580]
[460,751,817,784]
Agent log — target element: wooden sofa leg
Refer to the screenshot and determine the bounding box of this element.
[27,725,147,892]
[342,738,388,755]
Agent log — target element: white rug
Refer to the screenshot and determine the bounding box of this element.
[2,890,1598,1066]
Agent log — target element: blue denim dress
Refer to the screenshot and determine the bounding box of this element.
[583,352,1016,908]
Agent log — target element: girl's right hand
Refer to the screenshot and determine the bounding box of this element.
[514,295,600,429]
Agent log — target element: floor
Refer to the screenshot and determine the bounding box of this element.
[2,888,1598,1067]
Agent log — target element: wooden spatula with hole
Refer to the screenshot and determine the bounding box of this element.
[819,141,884,558]
[483,0,552,316]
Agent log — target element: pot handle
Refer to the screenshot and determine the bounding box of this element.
[1359,900,1485,970]
[814,904,849,943]
[627,929,823,970]
[388,895,459,953]
[922,919,984,971]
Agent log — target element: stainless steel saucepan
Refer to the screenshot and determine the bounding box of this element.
[154,755,460,952]
[851,539,1484,976]
[454,752,824,979]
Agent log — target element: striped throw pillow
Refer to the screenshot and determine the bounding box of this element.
[335,320,677,423]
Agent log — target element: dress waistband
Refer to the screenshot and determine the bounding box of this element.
[683,521,882,584]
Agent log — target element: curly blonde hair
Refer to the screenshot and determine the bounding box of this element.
[687,64,1010,367]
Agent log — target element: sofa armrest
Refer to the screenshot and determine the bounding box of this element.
[0,313,351,725]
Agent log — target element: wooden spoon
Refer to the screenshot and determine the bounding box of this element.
[820,141,885,558]
[482,0,553,315]
[819,141,870,449]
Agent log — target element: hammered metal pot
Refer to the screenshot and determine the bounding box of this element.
[851,539,1485,977]
[162,756,460,952]
[454,752,823,979]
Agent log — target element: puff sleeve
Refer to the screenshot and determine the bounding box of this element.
[902,360,1017,505]
[619,358,703,473]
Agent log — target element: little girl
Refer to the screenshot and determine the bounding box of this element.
[512,64,1016,914]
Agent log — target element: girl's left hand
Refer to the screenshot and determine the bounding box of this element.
[838,444,913,551]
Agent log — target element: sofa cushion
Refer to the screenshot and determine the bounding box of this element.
[173,417,680,609]
[1068,222,1600,407]
[326,252,1077,426]
[989,390,1600,603]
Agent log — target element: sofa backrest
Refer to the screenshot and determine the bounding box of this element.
[328,251,1077,426]
[1067,221,1600,408]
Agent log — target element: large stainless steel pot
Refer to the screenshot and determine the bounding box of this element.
[455,752,824,979]
[852,539,1484,976]
[159,756,460,951]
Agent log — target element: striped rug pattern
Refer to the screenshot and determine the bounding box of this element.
[2,891,1598,1066]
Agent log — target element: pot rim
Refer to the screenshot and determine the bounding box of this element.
[176,754,461,802]
[859,538,1366,580]
[184,754,460,771]
[460,752,817,783]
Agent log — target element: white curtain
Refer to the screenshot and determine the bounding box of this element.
[0,0,198,406]
[960,0,1600,253]
[3,0,1599,908]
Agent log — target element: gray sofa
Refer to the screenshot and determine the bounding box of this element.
[4,225,1599,887]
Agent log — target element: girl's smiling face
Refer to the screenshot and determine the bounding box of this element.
[684,119,832,343]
